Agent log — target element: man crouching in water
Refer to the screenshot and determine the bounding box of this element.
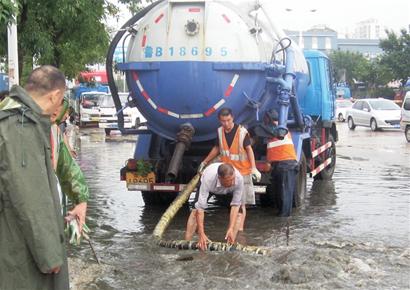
[184,163,244,250]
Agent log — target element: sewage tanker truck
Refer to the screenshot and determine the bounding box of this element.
[106,0,337,211]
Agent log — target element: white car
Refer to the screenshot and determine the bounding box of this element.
[346,98,401,131]
[98,93,146,135]
[400,92,410,142]
[335,99,353,122]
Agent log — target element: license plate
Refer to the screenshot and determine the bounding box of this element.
[126,172,156,184]
[393,124,400,128]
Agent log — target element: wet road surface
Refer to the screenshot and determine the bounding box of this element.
[68,124,410,289]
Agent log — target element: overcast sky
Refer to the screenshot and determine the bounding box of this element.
[112,0,410,35]
[262,0,409,33]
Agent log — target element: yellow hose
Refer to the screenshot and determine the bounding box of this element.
[152,173,271,255]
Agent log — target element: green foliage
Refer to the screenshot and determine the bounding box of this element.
[136,160,153,176]
[0,0,119,81]
[329,50,369,85]
[368,87,395,99]
[0,0,19,25]
[118,0,155,14]
[329,50,394,92]
[379,29,410,86]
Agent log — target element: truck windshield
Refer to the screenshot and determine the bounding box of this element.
[98,94,129,108]
[82,94,104,107]
[99,95,115,108]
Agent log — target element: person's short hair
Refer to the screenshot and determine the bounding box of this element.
[25,65,66,96]
[217,163,235,178]
[217,107,233,119]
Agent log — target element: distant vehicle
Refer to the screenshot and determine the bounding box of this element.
[335,99,352,122]
[98,93,146,135]
[335,83,351,99]
[77,92,109,126]
[70,83,110,127]
[400,92,410,142]
[0,73,9,93]
[346,98,401,131]
[78,71,108,84]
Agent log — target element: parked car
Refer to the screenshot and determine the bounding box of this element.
[335,99,353,122]
[400,91,410,142]
[346,98,401,131]
[98,93,146,135]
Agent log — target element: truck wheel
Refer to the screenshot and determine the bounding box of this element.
[314,135,336,180]
[405,126,410,143]
[370,118,378,131]
[293,153,307,208]
[105,128,111,136]
[348,117,356,130]
[142,191,178,206]
[338,113,344,122]
[259,184,278,207]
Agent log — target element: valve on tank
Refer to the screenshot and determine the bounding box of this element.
[185,19,200,36]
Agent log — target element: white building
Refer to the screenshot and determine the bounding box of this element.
[353,19,387,39]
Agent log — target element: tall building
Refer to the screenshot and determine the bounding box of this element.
[353,19,387,39]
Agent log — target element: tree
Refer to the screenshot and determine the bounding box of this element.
[119,0,154,14]
[329,50,369,85]
[0,0,119,83]
[379,29,410,86]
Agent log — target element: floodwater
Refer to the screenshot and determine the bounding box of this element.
[68,124,410,289]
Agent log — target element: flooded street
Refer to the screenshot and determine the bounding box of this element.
[69,124,410,289]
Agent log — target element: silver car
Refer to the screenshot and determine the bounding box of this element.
[346,98,401,131]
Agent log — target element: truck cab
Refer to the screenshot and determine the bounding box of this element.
[70,83,110,127]
[77,92,108,126]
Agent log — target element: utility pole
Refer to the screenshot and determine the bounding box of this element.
[7,0,19,88]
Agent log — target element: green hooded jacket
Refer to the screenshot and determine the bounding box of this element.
[0,86,69,290]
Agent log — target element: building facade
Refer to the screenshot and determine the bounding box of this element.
[284,25,383,59]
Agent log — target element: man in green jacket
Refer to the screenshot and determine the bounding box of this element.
[0,66,69,290]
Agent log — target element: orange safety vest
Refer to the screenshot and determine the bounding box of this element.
[266,132,297,162]
[218,125,252,175]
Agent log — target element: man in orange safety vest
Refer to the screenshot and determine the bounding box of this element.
[198,108,261,232]
[265,109,298,217]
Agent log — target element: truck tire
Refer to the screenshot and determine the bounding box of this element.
[105,128,111,135]
[142,191,178,206]
[314,135,336,180]
[259,184,278,207]
[293,153,307,208]
[370,118,378,131]
[406,126,410,143]
[348,117,356,130]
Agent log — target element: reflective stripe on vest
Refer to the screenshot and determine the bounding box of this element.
[218,125,251,175]
[266,132,297,162]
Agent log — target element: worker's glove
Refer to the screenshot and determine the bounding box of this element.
[197,161,207,174]
[251,168,261,182]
